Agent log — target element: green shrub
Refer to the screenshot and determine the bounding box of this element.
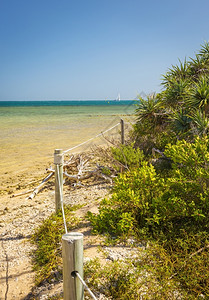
[162,136,209,226]
[133,123,177,155]
[88,162,163,237]
[88,136,209,298]
[111,143,144,169]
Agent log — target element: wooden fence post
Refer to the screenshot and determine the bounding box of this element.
[54,149,63,213]
[120,119,125,144]
[62,232,84,300]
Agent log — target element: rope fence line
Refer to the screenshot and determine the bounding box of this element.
[55,120,125,299]
[73,271,98,300]
[63,122,120,154]
[56,165,97,299]
[56,121,123,236]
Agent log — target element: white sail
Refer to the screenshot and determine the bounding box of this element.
[116,93,120,101]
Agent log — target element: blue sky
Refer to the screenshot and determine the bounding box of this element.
[0,0,209,101]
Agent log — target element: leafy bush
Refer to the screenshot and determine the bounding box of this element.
[133,123,177,155]
[88,162,163,237]
[88,136,209,298]
[111,143,144,169]
[162,136,209,226]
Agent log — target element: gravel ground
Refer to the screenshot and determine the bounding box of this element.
[0,170,111,300]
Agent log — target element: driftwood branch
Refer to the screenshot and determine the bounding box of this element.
[63,155,75,167]
[27,172,54,200]
[77,155,89,179]
[64,169,113,184]
[11,189,34,198]
[20,151,115,199]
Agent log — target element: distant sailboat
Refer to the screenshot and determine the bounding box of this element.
[115,93,120,101]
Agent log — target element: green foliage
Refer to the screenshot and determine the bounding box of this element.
[190,109,209,136]
[135,94,165,126]
[134,42,209,144]
[84,253,190,299]
[133,123,177,155]
[31,205,81,285]
[187,76,209,114]
[111,143,144,169]
[85,258,144,299]
[87,44,209,298]
[162,59,189,87]
[189,51,209,80]
[88,137,209,298]
[100,166,112,176]
[164,78,191,109]
[88,162,163,237]
[170,109,191,134]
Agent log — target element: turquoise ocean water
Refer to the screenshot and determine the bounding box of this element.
[0,100,135,107]
[0,100,136,174]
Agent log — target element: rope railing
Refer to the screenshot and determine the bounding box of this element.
[56,121,125,299]
[57,165,98,299]
[63,122,120,154]
[72,271,98,300]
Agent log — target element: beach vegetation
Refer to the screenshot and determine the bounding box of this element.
[88,136,209,299]
[87,43,209,298]
[31,42,209,299]
[31,204,82,286]
[111,142,145,170]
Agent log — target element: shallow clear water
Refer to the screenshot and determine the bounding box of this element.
[0,103,136,174]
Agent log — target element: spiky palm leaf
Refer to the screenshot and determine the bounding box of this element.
[186,76,209,114]
[135,94,166,127]
[162,59,189,87]
[163,78,191,109]
[198,41,209,61]
[190,110,209,136]
[188,54,209,80]
[170,109,191,133]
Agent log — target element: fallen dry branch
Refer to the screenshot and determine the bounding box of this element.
[11,189,34,198]
[46,154,114,185]
[27,172,54,200]
[64,169,113,184]
[15,151,117,200]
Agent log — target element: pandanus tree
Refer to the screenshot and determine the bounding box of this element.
[188,54,209,80]
[135,42,209,144]
[186,76,209,114]
[189,109,209,136]
[163,77,191,109]
[135,93,167,129]
[170,109,191,135]
[161,59,189,87]
[160,60,191,110]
